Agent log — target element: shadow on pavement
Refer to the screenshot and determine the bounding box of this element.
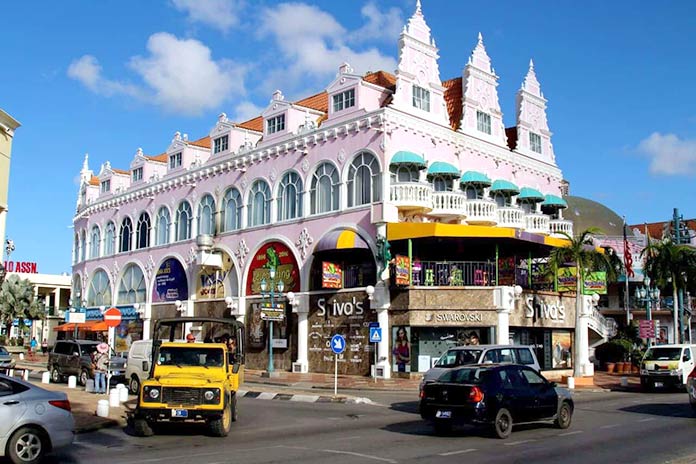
[619,403,696,418]
[389,400,420,414]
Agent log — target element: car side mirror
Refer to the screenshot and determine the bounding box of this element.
[683,356,690,362]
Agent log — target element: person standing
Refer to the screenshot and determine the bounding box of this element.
[41,338,48,354]
[30,337,38,353]
[93,343,109,394]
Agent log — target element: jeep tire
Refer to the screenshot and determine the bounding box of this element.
[51,367,62,384]
[133,418,154,437]
[209,402,232,437]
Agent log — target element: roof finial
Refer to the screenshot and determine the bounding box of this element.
[477,32,483,45]
[529,58,535,70]
[82,153,89,171]
[415,0,422,15]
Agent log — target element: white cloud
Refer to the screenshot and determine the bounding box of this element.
[68,33,247,116]
[232,101,264,122]
[171,0,240,32]
[351,2,404,43]
[637,132,696,176]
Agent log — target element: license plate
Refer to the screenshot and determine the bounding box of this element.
[654,382,663,388]
[171,409,188,418]
[435,410,452,419]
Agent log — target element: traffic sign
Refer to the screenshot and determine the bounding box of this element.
[369,327,382,343]
[368,322,380,329]
[103,307,122,328]
[330,334,346,354]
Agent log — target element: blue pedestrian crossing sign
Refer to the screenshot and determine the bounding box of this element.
[369,327,382,343]
[330,334,346,354]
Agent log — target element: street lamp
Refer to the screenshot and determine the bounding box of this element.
[225,296,237,319]
[260,268,284,374]
[635,276,660,346]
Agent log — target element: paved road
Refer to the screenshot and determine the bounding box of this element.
[43,390,696,464]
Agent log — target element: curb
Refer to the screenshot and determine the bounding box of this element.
[237,389,373,405]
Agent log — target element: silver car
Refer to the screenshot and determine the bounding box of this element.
[0,374,75,464]
[0,346,16,370]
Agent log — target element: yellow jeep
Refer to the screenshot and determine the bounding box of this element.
[133,317,244,437]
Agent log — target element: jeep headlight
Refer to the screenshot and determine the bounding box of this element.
[203,388,220,404]
[672,369,682,376]
[143,386,161,402]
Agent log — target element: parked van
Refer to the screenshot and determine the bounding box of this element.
[421,344,541,387]
[125,339,152,394]
[640,344,696,390]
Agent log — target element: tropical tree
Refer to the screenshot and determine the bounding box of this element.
[642,238,696,343]
[0,275,43,339]
[547,227,619,378]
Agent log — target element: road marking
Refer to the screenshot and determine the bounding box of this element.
[638,418,656,422]
[558,430,583,436]
[438,448,477,456]
[600,424,620,429]
[504,439,535,446]
[321,449,397,463]
[257,392,277,400]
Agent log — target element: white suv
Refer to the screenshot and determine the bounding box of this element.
[125,340,152,394]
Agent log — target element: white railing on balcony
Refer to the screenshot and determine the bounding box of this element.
[497,207,525,229]
[550,219,573,238]
[588,308,618,340]
[525,213,550,235]
[430,191,466,217]
[464,199,498,225]
[390,182,433,211]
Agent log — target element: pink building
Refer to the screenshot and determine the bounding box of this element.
[71,2,613,379]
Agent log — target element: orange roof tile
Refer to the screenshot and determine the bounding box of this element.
[363,71,396,90]
[237,116,263,132]
[629,220,696,240]
[443,77,462,131]
[295,91,328,113]
[112,168,129,175]
[188,136,210,148]
[147,153,167,163]
[89,175,99,186]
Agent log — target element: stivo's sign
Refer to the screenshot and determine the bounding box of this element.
[317,296,364,317]
[525,295,566,322]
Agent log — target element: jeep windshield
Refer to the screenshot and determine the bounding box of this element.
[644,347,682,361]
[436,349,484,368]
[158,347,224,368]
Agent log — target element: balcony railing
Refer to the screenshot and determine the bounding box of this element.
[390,182,433,211]
[410,261,496,286]
[550,219,573,238]
[430,191,466,218]
[463,199,498,225]
[588,308,618,339]
[497,207,525,229]
[525,213,550,235]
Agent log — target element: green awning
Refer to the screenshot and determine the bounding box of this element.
[427,161,460,178]
[542,194,568,208]
[490,179,520,194]
[518,187,545,202]
[390,151,426,168]
[460,171,492,186]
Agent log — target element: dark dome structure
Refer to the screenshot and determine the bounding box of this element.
[564,196,632,237]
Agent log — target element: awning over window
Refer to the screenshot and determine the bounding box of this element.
[460,171,492,186]
[53,320,110,332]
[315,229,370,253]
[490,179,520,194]
[426,161,460,178]
[390,151,426,168]
[542,194,568,208]
[518,187,545,202]
[53,323,76,332]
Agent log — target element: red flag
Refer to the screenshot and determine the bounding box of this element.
[623,223,634,278]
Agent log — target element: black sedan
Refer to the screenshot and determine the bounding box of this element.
[420,364,573,438]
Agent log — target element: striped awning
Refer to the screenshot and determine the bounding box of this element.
[426,161,460,178]
[460,171,492,186]
[542,194,568,209]
[390,151,426,168]
[518,187,545,202]
[315,229,370,252]
[490,179,520,194]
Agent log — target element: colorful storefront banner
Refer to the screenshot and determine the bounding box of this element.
[583,271,607,295]
[556,267,608,294]
[322,262,343,289]
[197,250,234,299]
[394,255,410,286]
[246,242,300,295]
[556,267,577,293]
[498,256,516,286]
[152,258,188,302]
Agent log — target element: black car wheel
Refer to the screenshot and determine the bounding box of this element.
[231,393,238,422]
[79,369,89,386]
[133,418,154,437]
[7,426,46,464]
[129,375,140,395]
[50,367,62,384]
[554,401,573,429]
[493,408,513,439]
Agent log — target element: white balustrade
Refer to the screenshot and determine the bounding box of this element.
[497,207,525,229]
[430,191,466,217]
[525,213,550,235]
[463,199,498,225]
[550,219,573,238]
[389,182,433,211]
[588,308,618,339]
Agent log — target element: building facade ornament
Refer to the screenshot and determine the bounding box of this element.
[295,228,314,261]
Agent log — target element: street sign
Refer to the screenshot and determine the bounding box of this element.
[368,322,380,329]
[330,334,346,354]
[369,327,382,343]
[639,320,655,338]
[103,307,122,328]
[67,312,85,324]
[260,302,285,321]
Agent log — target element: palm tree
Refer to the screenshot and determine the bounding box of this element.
[642,238,696,343]
[547,227,619,378]
[0,275,43,339]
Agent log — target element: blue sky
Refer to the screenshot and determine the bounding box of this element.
[1,0,695,274]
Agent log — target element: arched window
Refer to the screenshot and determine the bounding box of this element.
[492,192,508,207]
[431,175,451,192]
[221,188,242,232]
[104,222,116,255]
[277,171,303,221]
[156,207,171,245]
[90,226,101,259]
[390,165,420,183]
[117,264,146,304]
[310,163,339,214]
[73,233,80,263]
[87,269,112,307]
[136,213,151,249]
[80,230,86,261]
[119,217,133,253]
[247,180,271,227]
[347,152,381,207]
[463,185,480,200]
[197,194,216,235]
[175,201,193,241]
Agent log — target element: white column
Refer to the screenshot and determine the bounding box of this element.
[496,309,511,345]
[494,286,517,345]
[294,293,309,373]
[377,308,391,378]
[577,295,593,376]
[142,303,151,340]
[235,296,246,325]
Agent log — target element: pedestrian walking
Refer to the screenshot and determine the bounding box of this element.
[92,343,109,394]
[41,338,48,354]
[30,337,38,353]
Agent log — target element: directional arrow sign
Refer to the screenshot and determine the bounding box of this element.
[330,334,346,354]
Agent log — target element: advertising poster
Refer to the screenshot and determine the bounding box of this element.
[498,256,516,285]
[322,262,343,289]
[196,251,234,299]
[556,267,577,293]
[246,242,300,295]
[583,271,607,295]
[152,258,188,302]
[392,325,412,373]
[552,331,572,369]
[394,255,410,286]
[247,303,266,350]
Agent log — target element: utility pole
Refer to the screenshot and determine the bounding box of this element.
[673,208,686,344]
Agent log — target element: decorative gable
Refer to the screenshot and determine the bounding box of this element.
[514,60,555,163]
[209,112,261,156]
[259,90,324,145]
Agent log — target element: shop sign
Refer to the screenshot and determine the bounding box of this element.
[557,267,607,295]
[260,302,285,321]
[410,310,498,327]
[246,242,300,295]
[394,255,410,286]
[196,251,234,299]
[322,262,342,289]
[152,258,188,303]
[583,272,607,295]
[317,295,364,317]
[556,267,576,293]
[524,295,566,322]
[5,261,38,273]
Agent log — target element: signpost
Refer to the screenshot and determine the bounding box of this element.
[639,320,656,339]
[103,307,122,396]
[330,334,346,396]
[369,324,382,383]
